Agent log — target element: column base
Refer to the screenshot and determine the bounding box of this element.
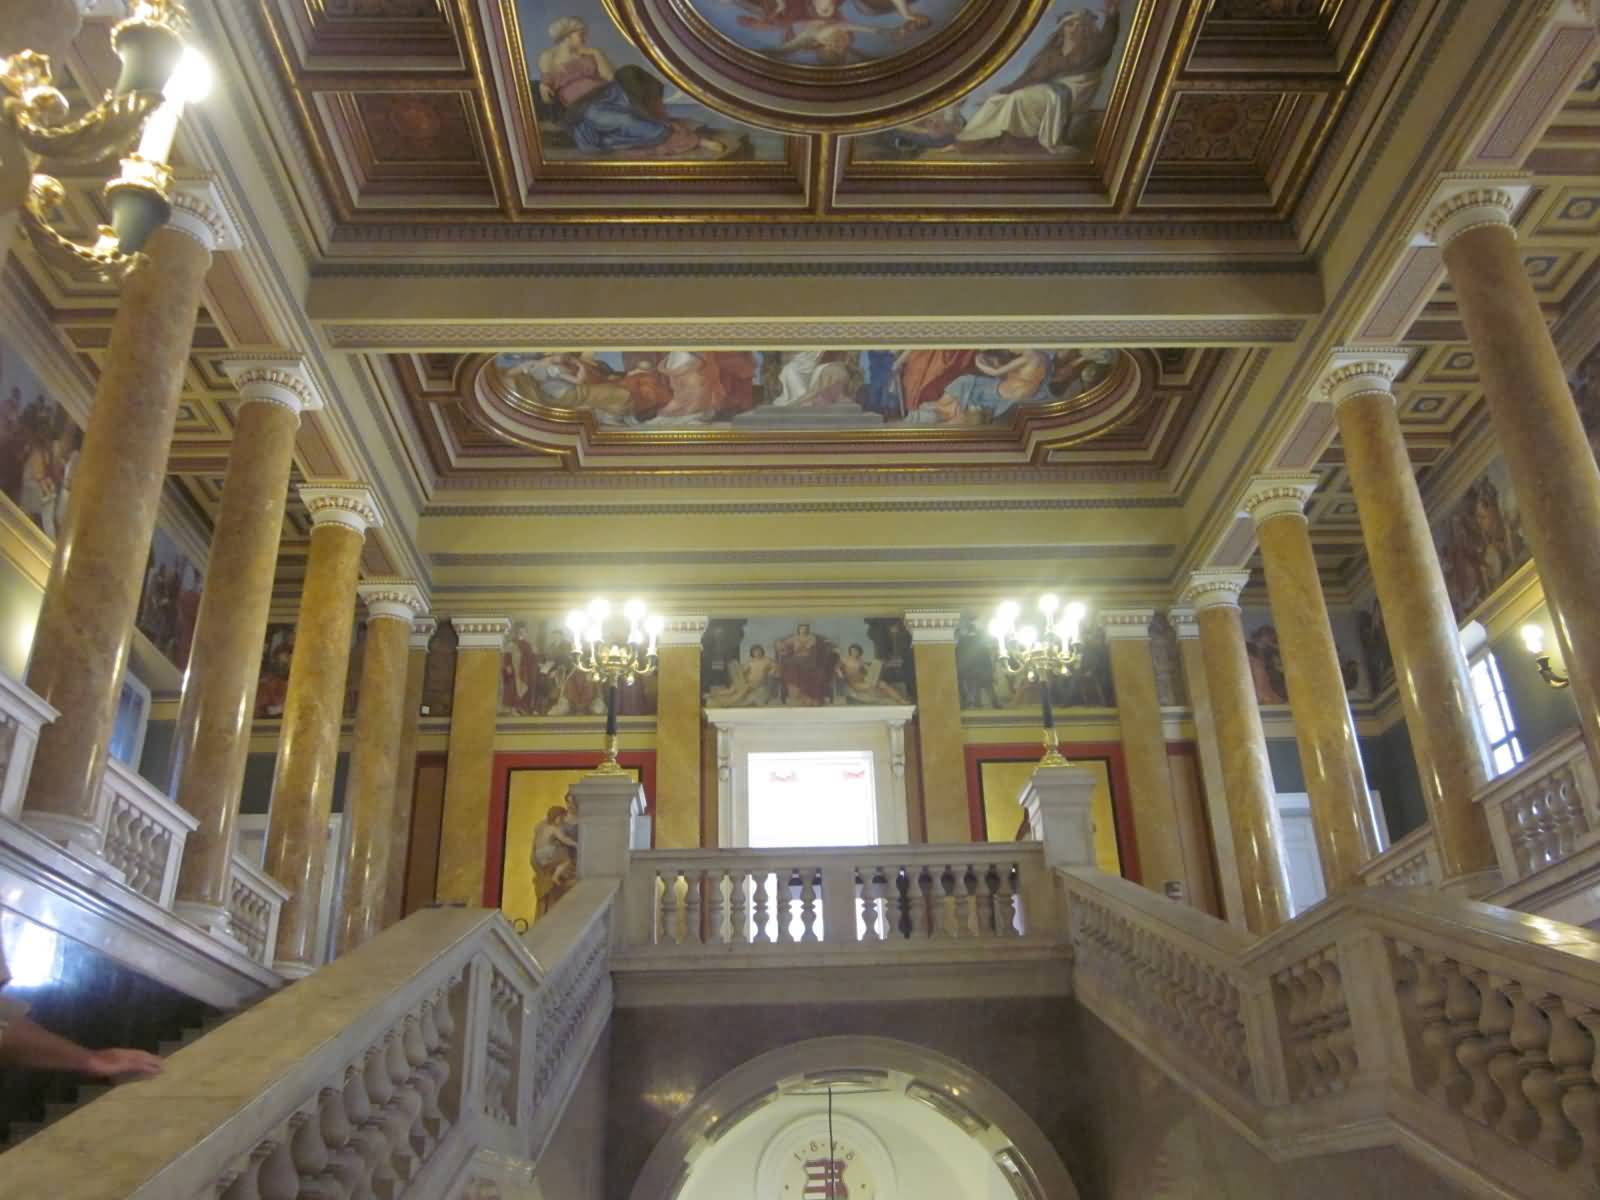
[174,901,247,954]
[273,960,316,981]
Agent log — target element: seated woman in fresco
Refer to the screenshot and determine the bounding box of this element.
[706,644,780,706]
[538,17,729,159]
[836,644,909,704]
[903,349,1051,425]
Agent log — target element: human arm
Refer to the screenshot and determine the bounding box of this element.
[586,47,616,82]
[0,1010,163,1078]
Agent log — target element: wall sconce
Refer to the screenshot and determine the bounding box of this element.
[2,1,210,278]
[1519,624,1570,690]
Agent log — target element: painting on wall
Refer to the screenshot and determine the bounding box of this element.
[702,616,915,707]
[953,612,1115,711]
[1150,611,1187,708]
[135,526,203,671]
[1430,457,1529,622]
[517,2,786,161]
[254,623,297,719]
[1357,596,1395,699]
[1566,338,1600,464]
[499,617,658,717]
[1239,608,1370,706]
[854,0,1129,161]
[978,756,1121,873]
[0,337,82,540]
[495,347,1121,430]
[680,0,972,67]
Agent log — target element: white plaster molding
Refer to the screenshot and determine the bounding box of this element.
[1318,349,1413,410]
[1098,609,1156,641]
[219,356,325,417]
[657,616,708,649]
[1182,570,1251,612]
[357,580,429,624]
[166,176,245,254]
[903,610,962,645]
[1240,471,1318,527]
[410,616,438,650]
[1418,180,1530,248]
[1169,607,1199,641]
[452,616,512,651]
[300,484,381,535]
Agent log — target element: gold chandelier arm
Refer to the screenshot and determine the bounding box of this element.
[20,174,143,281]
[10,92,161,164]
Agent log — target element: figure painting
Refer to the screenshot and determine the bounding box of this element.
[857,0,1129,161]
[702,617,915,706]
[0,337,82,540]
[1240,608,1369,706]
[1565,339,1600,466]
[254,624,297,719]
[684,0,970,67]
[498,617,657,717]
[530,796,578,918]
[1357,597,1394,699]
[135,527,203,671]
[495,346,1122,429]
[1430,458,1529,621]
[953,612,1115,710]
[519,3,785,160]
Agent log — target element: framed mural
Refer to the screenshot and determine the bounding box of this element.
[680,0,972,67]
[953,611,1114,710]
[966,744,1133,878]
[499,616,657,716]
[702,616,915,708]
[1429,457,1530,622]
[134,526,203,671]
[1238,607,1370,706]
[0,335,82,540]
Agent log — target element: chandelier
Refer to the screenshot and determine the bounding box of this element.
[989,595,1088,767]
[565,598,663,775]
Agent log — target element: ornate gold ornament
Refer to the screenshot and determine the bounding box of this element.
[990,595,1089,767]
[1,1,209,279]
[566,599,664,774]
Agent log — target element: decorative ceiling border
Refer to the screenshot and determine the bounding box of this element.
[311,258,1318,279]
[429,544,1177,568]
[423,495,1182,516]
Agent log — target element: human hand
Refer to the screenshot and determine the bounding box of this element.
[82,1047,164,1079]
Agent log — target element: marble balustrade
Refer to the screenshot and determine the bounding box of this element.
[0,668,56,823]
[1356,823,1443,890]
[0,882,618,1200]
[227,852,292,968]
[94,759,200,912]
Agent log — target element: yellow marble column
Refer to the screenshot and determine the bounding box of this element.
[1425,184,1600,783]
[906,612,969,844]
[1101,609,1191,901]
[336,581,427,954]
[655,616,707,848]
[435,617,509,906]
[21,180,238,854]
[1324,356,1496,879]
[1181,570,1292,934]
[1242,473,1381,894]
[263,484,380,976]
[170,360,317,940]
[383,616,434,928]
[1173,608,1249,929]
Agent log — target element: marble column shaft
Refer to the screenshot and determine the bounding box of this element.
[1245,476,1380,894]
[384,619,433,928]
[435,618,509,906]
[655,619,707,849]
[907,612,969,844]
[1175,612,1249,928]
[1102,612,1189,897]
[172,366,312,931]
[337,584,426,954]
[1329,363,1495,877]
[1430,189,1600,780]
[264,486,379,973]
[23,204,221,850]
[1185,572,1292,934]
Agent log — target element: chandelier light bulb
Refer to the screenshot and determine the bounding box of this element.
[165,46,213,105]
[1038,593,1060,616]
[1520,623,1546,656]
[646,614,665,638]
[565,609,586,636]
[587,597,610,620]
[1018,624,1039,649]
[623,597,646,622]
[998,599,1021,624]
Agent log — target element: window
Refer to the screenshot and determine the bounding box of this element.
[746,750,878,848]
[1470,653,1524,776]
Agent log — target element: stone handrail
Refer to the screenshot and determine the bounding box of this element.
[1060,867,1600,1199]
[0,667,55,822]
[228,849,292,967]
[95,757,200,910]
[1479,728,1600,884]
[0,883,617,1199]
[622,842,1056,952]
[1357,821,1441,889]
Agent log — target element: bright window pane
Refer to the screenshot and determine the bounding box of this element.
[747,750,878,848]
[1480,703,1507,742]
[1470,653,1524,778]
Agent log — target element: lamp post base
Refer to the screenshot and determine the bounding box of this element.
[1039,727,1069,767]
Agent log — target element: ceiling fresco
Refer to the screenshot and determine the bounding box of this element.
[681,0,972,68]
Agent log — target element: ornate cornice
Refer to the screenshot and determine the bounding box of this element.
[451,616,511,651]
[1098,609,1157,642]
[1318,350,1411,410]
[410,616,438,649]
[166,177,245,254]
[357,579,429,624]
[1169,607,1199,640]
[1240,472,1318,526]
[1420,185,1522,248]
[903,611,962,645]
[657,616,709,649]
[219,356,325,417]
[1182,570,1252,612]
[300,483,381,535]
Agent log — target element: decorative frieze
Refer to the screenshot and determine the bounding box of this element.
[165,177,245,253]
[219,357,325,417]
[1182,569,1252,612]
[1420,184,1524,248]
[357,579,429,624]
[1098,609,1156,641]
[656,616,708,649]
[299,483,382,535]
[1240,471,1319,527]
[1318,350,1411,409]
[452,616,511,651]
[903,610,962,645]
[410,616,439,650]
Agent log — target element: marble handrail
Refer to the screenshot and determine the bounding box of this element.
[1060,866,1600,1199]
[1356,821,1441,889]
[0,886,618,1199]
[227,850,292,967]
[626,842,1053,949]
[95,758,200,910]
[0,667,56,822]
[1478,728,1600,884]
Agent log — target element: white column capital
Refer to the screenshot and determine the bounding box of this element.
[165,177,244,253]
[357,580,429,624]
[657,616,709,648]
[1240,471,1318,527]
[1021,765,1099,870]
[301,483,381,536]
[1419,180,1529,248]
[1169,607,1199,640]
[451,616,511,650]
[1318,350,1412,410]
[1182,569,1251,612]
[1098,609,1155,641]
[219,357,325,417]
[410,616,438,649]
[903,611,962,644]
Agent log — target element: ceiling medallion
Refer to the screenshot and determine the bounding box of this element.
[604,0,1053,132]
